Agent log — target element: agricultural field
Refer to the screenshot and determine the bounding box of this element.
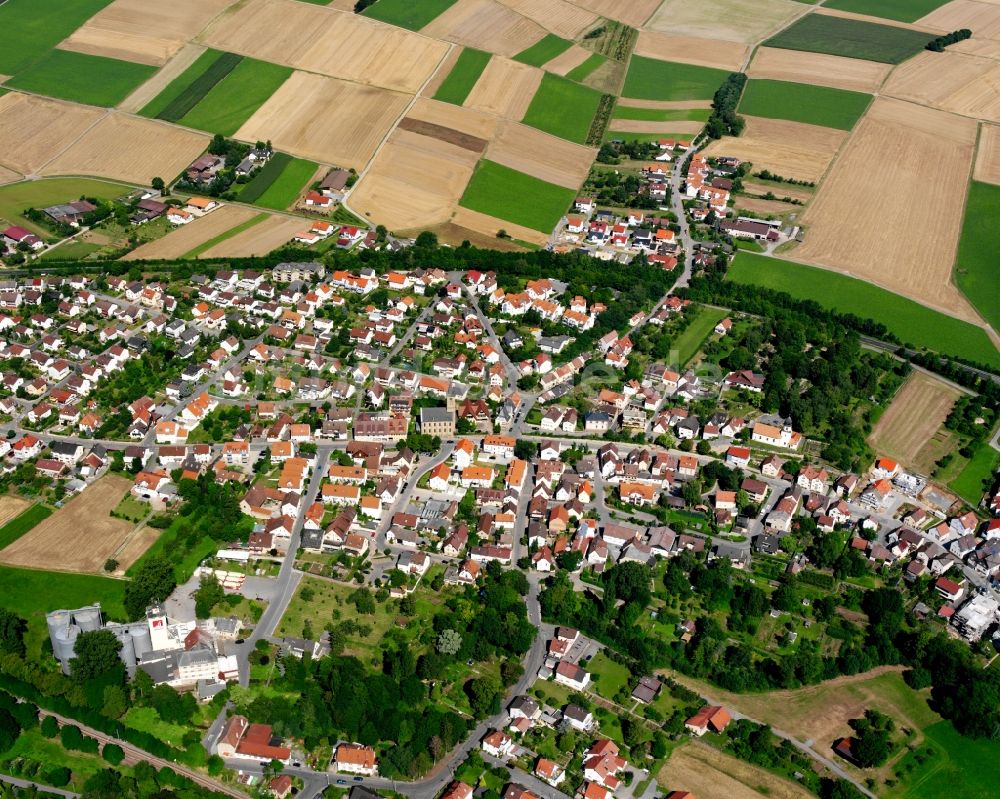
[0,0,112,75]
[361,0,458,30]
[183,214,267,258]
[459,159,575,233]
[0,497,32,528]
[954,180,1000,332]
[58,0,238,66]
[883,50,1000,124]
[40,113,210,185]
[0,502,48,550]
[738,79,871,130]
[919,0,1000,42]
[5,49,156,107]
[764,13,931,63]
[868,371,963,474]
[122,204,261,260]
[566,53,606,82]
[236,71,411,169]
[702,115,846,183]
[634,30,749,71]
[0,177,131,237]
[568,0,660,28]
[727,253,1000,368]
[513,34,573,67]
[0,475,139,574]
[432,47,492,105]
[646,0,804,44]
[974,123,1000,185]
[139,49,241,121]
[748,47,892,93]
[520,73,603,144]
[612,107,711,122]
[824,0,950,24]
[501,0,600,39]
[197,213,304,257]
[463,57,542,120]
[177,57,292,136]
[796,98,979,324]
[420,0,547,58]
[622,56,729,101]
[543,45,593,77]
[485,120,595,189]
[120,43,206,113]
[240,154,319,209]
[658,742,813,799]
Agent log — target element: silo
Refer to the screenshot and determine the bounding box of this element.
[53,625,79,674]
[130,624,152,659]
[74,607,101,632]
[46,610,70,652]
[110,625,136,673]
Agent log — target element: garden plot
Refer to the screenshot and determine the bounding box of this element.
[421,0,547,58]
[747,47,892,93]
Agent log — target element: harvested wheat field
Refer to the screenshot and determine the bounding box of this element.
[974,123,1000,183]
[748,47,891,93]
[635,31,749,71]
[0,496,31,528]
[422,0,546,58]
[797,98,980,321]
[451,207,550,246]
[200,0,447,93]
[499,0,598,39]
[0,167,21,187]
[42,113,209,185]
[119,43,207,113]
[422,46,464,98]
[951,36,1000,58]
[870,371,963,474]
[617,98,712,110]
[814,6,942,31]
[486,120,594,188]
[543,45,592,76]
[0,475,137,573]
[886,50,1000,123]
[0,93,105,175]
[59,0,236,66]
[463,57,543,119]
[658,743,814,799]
[351,127,482,230]
[199,214,303,258]
[236,72,410,169]
[608,119,705,134]
[123,205,260,260]
[702,115,846,183]
[647,0,805,44]
[919,0,1000,39]
[407,97,499,140]
[568,0,660,27]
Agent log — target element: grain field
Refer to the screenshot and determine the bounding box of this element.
[647,0,804,44]
[884,50,1000,123]
[463,57,543,119]
[974,123,1000,184]
[198,213,304,257]
[123,205,260,260]
[567,0,661,27]
[422,0,546,58]
[919,0,1000,40]
[451,207,550,245]
[0,93,105,175]
[486,120,595,188]
[635,31,749,71]
[658,743,814,799]
[498,0,599,39]
[748,47,891,93]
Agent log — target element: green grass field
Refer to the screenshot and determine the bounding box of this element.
[183,213,267,258]
[433,48,492,105]
[124,707,188,748]
[247,157,318,210]
[622,56,729,101]
[954,181,1000,332]
[5,49,156,107]
[765,13,930,64]
[362,0,458,30]
[140,50,241,122]
[521,73,603,144]
[738,79,871,130]
[513,34,574,67]
[949,442,1000,505]
[613,106,711,122]
[460,160,575,233]
[604,130,693,144]
[889,720,1000,799]
[0,0,112,74]
[38,241,103,261]
[0,177,131,236]
[675,306,727,366]
[823,0,950,24]
[728,253,1000,368]
[0,504,52,550]
[566,53,606,83]
[178,58,292,135]
[587,651,632,701]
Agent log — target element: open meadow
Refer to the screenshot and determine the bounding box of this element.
[140,50,245,120]
[796,98,979,323]
[240,155,319,210]
[738,79,871,131]
[513,34,573,67]
[825,0,951,24]
[421,0,546,58]
[646,0,804,44]
[954,180,1000,331]
[748,47,892,93]
[361,0,459,30]
[177,57,292,136]
[765,13,931,63]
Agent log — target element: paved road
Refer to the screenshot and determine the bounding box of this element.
[669,150,696,289]
[0,773,80,798]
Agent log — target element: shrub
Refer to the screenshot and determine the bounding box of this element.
[102,743,124,765]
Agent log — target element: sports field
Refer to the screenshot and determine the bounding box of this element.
[521,73,603,144]
[954,181,1000,332]
[513,34,573,67]
[622,56,729,101]
[433,48,492,105]
[5,49,156,107]
[738,79,871,130]
[140,49,242,121]
[727,253,1000,368]
[824,0,950,24]
[459,159,575,233]
[178,57,292,135]
[765,13,931,64]
[362,0,458,30]
[0,177,131,237]
[242,155,319,210]
[0,0,112,74]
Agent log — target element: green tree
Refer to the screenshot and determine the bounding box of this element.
[102,743,124,765]
[0,608,27,656]
[194,573,225,619]
[70,630,123,683]
[123,556,176,620]
[0,707,20,753]
[467,675,501,718]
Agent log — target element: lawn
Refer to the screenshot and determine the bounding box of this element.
[5,49,157,107]
[674,306,728,366]
[567,53,607,83]
[764,13,930,64]
[623,56,729,101]
[728,253,1000,368]
[889,720,1000,799]
[141,50,242,122]
[0,728,109,788]
[183,213,267,258]
[604,130,694,144]
[823,0,950,24]
[0,504,52,550]
[38,241,103,261]
[0,177,132,237]
[738,79,871,130]
[521,73,603,144]
[433,47,492,105]
[513,34,574,67]
[949,441,1000,505]
[613,106,711,122]
[459,159,576,233]
[587,651,632,701]
[954,181,1000,332]
[0,0,112,74]
[241,155,318,210]
[124,706,188,748]
[362,0,458,30]
[179,57,292,135]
